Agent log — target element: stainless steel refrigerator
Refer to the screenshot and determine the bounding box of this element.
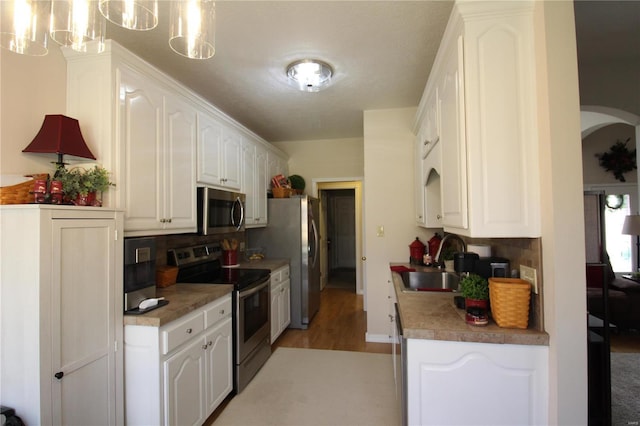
[249,196,321,329]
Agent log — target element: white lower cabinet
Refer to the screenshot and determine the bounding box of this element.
[125,295,233,426]
[270,265,291,343]
[406,338,548,426]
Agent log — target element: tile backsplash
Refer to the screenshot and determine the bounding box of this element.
[464,237,544,332]
[143,232,246,267]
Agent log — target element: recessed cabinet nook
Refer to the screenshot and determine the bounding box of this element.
[63,40,288,236]
[414,0,541,238]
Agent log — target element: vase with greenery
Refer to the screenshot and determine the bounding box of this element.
[56,166,114,206]
[459,273,489,308]
[441,246,456,270]
[288,174,305,194]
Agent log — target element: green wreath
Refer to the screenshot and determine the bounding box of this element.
[595,138,636,182]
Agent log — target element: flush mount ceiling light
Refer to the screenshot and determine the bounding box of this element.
[286,59,333,92]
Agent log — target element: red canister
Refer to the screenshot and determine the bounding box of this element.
[33,179,47,203]
[428,232,443,257]
[409,237,426,265]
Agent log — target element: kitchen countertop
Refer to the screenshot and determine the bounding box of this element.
[124,259,289,327]
[235,258,289,271]
[392,264,549,346]
[124,284,233,327]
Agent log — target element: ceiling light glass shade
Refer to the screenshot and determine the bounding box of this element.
[0,0,49,56]
[169,0,215,60]
[99,0,157,30]
[50,0,105,53]
[287,59,333,92]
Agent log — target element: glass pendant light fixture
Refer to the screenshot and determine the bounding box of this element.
[286,59,333,92]
[50,0,105,53]
[169,0,215,60]
[99,0,157,31]
[0,0,49,56]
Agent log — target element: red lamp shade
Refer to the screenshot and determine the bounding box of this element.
[22,115,96,166]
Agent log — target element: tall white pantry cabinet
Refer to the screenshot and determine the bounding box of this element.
[0,205,124,425]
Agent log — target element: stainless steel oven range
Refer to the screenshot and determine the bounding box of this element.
[168,243,271,393]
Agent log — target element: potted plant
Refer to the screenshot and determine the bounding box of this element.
[459,273,489,309]
[57,166,114,206]
[288,174,305,195]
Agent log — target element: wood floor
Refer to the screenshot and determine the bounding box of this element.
[274,285,392,354]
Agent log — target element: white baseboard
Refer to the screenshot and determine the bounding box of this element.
[365,332,393,344]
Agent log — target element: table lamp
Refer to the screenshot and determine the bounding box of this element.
[22,115,96,177]
[621,214,640,271]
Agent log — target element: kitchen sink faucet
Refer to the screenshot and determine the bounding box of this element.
[434,233,467,266]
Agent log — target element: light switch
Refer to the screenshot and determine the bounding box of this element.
[376,225,384,237]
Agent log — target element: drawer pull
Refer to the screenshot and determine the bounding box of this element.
[219,309,225,315]
[186,328,192,334]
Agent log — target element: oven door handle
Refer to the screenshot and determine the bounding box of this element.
[238,277,270,298]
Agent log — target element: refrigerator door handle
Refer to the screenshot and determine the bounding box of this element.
[310,218,319,268]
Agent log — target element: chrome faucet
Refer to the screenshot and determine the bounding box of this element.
[434,233,467,265]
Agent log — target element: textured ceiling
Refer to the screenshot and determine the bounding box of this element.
[105,1,453,142]
[104,1,638,143]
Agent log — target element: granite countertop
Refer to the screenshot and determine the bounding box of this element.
[392,264,549,346]
[124,284,233,327]
[124,259,289,328]
[236,258,289,271]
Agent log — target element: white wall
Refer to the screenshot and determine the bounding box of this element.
[0,43,68,176]
[579,60,640,117]
[362,107,434,341]
[534,2,588,424]
[271,137,364,185]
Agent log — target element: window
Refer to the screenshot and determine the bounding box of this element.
[605,194,632,272]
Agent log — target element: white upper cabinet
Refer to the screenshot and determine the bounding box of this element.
[118,69,198,236]
[414,1,540,237]
[242,138,268,227]
[197,114,241,191]
[439,34,468,231]
[64,41,286,235]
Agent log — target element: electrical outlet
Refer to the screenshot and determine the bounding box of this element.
[520,265,538,294]
[376,225,384,237]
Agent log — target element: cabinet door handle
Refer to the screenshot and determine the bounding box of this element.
[160,218,165,223]
[208,341,213,347]
[167,218,172,223]
[219,309,225,315]
[54,371,64,380]
[202,344,208,350]
[186,328,192,334]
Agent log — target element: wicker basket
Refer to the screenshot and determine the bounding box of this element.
[0,174,49,205]
[156,266,179,288]
[489,277,531,329]
[272,187,290,198]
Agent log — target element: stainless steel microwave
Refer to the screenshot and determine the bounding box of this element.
[197,187,245,235]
